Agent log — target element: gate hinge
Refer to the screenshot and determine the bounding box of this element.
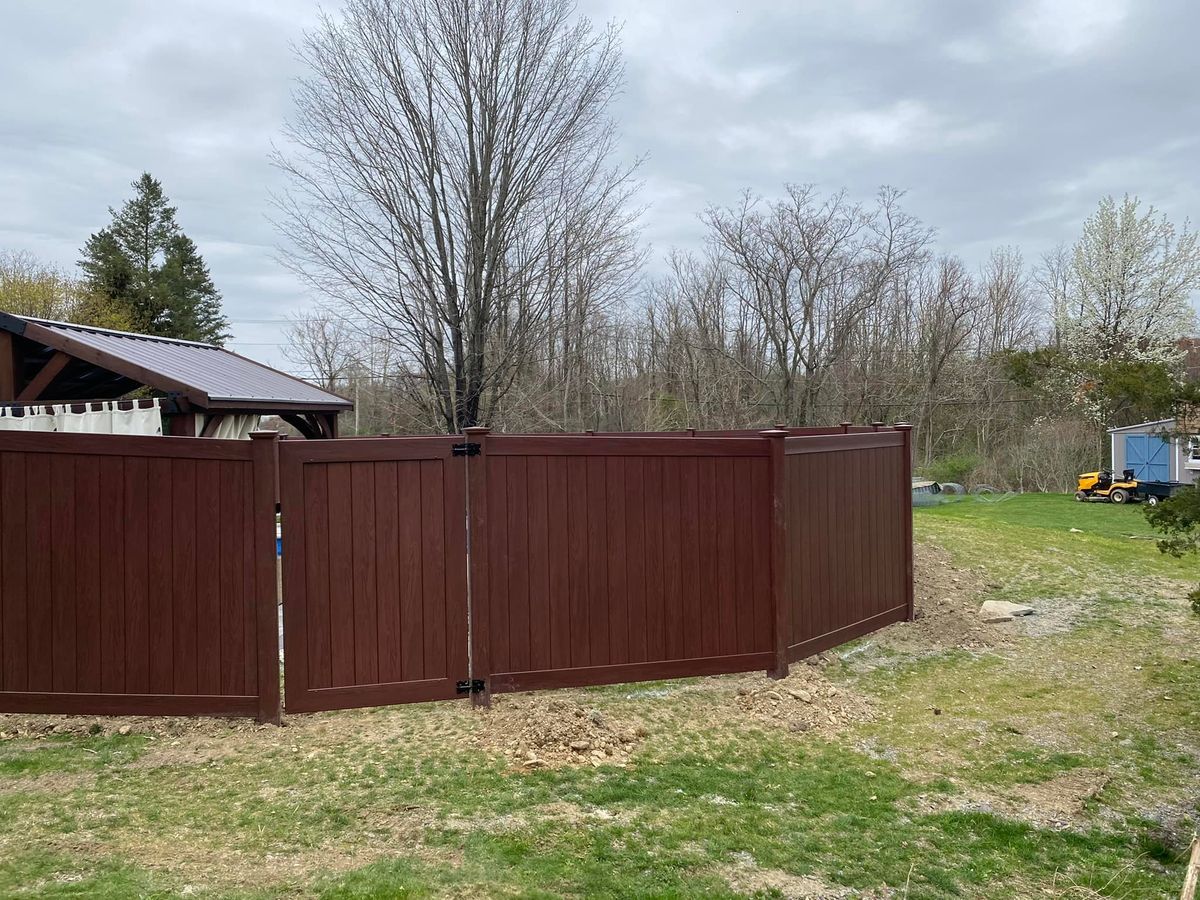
[452,442,481,457]
[456,679,486,695]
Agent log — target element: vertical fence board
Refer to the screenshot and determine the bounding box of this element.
[546,457,570,670]
[506,457,531,674]
[122,458,150,695]
[147,458,173,694]
[419,459,448,680]
[566,457,589,668]
[171,459,198,695]
[1,454,27,691]
[624,458,647,665]
[398,461,424,682]
[325,463,355,687]
[526,456,551,672]
[350,462,378,685]
[50,455,77,692]
[374,462,402,684]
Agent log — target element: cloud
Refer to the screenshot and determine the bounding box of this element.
[1013,0,1129,58]
[0,0,1195,368]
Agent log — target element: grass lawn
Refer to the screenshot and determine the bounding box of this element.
[1,494,1197,898]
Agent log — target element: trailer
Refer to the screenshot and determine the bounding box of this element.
[1133,480,1189,506]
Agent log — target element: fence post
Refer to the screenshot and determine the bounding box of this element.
[761,429,790,679]
[250,430,283,725]
[464,425,492,708]
[893,423,915,623]
[840,421,852,434]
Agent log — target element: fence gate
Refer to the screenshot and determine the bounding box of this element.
[279,437,469,712]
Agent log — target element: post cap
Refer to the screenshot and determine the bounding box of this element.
[248,429,281,440]
[759,429,789,438]
[463,426,491,436]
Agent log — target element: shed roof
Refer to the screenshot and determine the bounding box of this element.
[0,313,351,412]
[1107,419,1175,434]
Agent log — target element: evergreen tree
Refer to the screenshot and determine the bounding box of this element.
[160,234,230,343]
[78,173,229,344]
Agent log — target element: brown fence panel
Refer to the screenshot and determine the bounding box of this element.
[471,434,776,694]
[782,428,912,662]
[279,436,468,712]
[0,431,280,720]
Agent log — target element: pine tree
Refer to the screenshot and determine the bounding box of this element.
[160,234,230,343]
[78,173,230,344]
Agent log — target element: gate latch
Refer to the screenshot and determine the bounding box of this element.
[452,442,481,457]
[456,679,486,695]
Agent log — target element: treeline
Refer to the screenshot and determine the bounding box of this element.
[286,187,1199,492]
[274,0,1199,492]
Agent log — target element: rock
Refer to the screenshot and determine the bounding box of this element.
[117,725,132,736]
[569,740,591,752]
[1069,527,1083,533]
[633,725,649,738]
[979,600,1034,622]
[787,688,814,703]
[735,686,751,696]
[588,709,605,727]
[763,690,783,702]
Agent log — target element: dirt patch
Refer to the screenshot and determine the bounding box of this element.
[0,714,271,742]
[469,695,645,769]
[730,667,874,735]
[862,543,1001,660]
[719,851,859,898]
[914,768,1110,830]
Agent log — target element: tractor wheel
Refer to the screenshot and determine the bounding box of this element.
[1110,488,1129,504]
[1074,491,1088,502]
[1146,494,1160,507]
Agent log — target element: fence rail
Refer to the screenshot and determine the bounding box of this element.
[0,424,912,720]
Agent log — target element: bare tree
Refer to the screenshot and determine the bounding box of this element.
[274,0,637,430]
[283,310,363,391]
[701,185,930,424]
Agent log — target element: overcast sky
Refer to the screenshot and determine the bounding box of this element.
[1,0,1197,372]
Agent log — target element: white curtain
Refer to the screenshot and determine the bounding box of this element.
[0,406,58,431]
[0,400,163,435]
[194,414,261,440]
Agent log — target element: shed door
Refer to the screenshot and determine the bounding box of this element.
[1124,434,1170,482]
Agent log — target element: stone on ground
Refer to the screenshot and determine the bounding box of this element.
[979,599,1035,622]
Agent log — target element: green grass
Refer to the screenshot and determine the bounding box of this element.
[0,493,1197,898]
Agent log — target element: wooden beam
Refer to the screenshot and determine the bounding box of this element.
[16,351,71,402]
[279,413,320,440]
[0,331,15,400]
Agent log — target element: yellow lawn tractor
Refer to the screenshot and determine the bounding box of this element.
[1075,469,1139,504]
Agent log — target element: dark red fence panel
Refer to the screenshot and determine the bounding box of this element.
[0,431,280,720]
[279,437,468,712]
[471,434,776,694]
[782,428,912,661]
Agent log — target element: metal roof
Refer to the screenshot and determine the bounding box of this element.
[1106,419,1175,434]
[0,313,352,412]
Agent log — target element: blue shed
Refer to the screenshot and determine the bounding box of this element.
[1107,418,1199,485]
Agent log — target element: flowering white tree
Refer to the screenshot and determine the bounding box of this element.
[1053,196,1200,422]
[1058,195,1199,363]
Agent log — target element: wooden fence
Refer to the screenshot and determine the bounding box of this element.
[470,433,777,697]
[0,431,280,721]
[0,424,912,720]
